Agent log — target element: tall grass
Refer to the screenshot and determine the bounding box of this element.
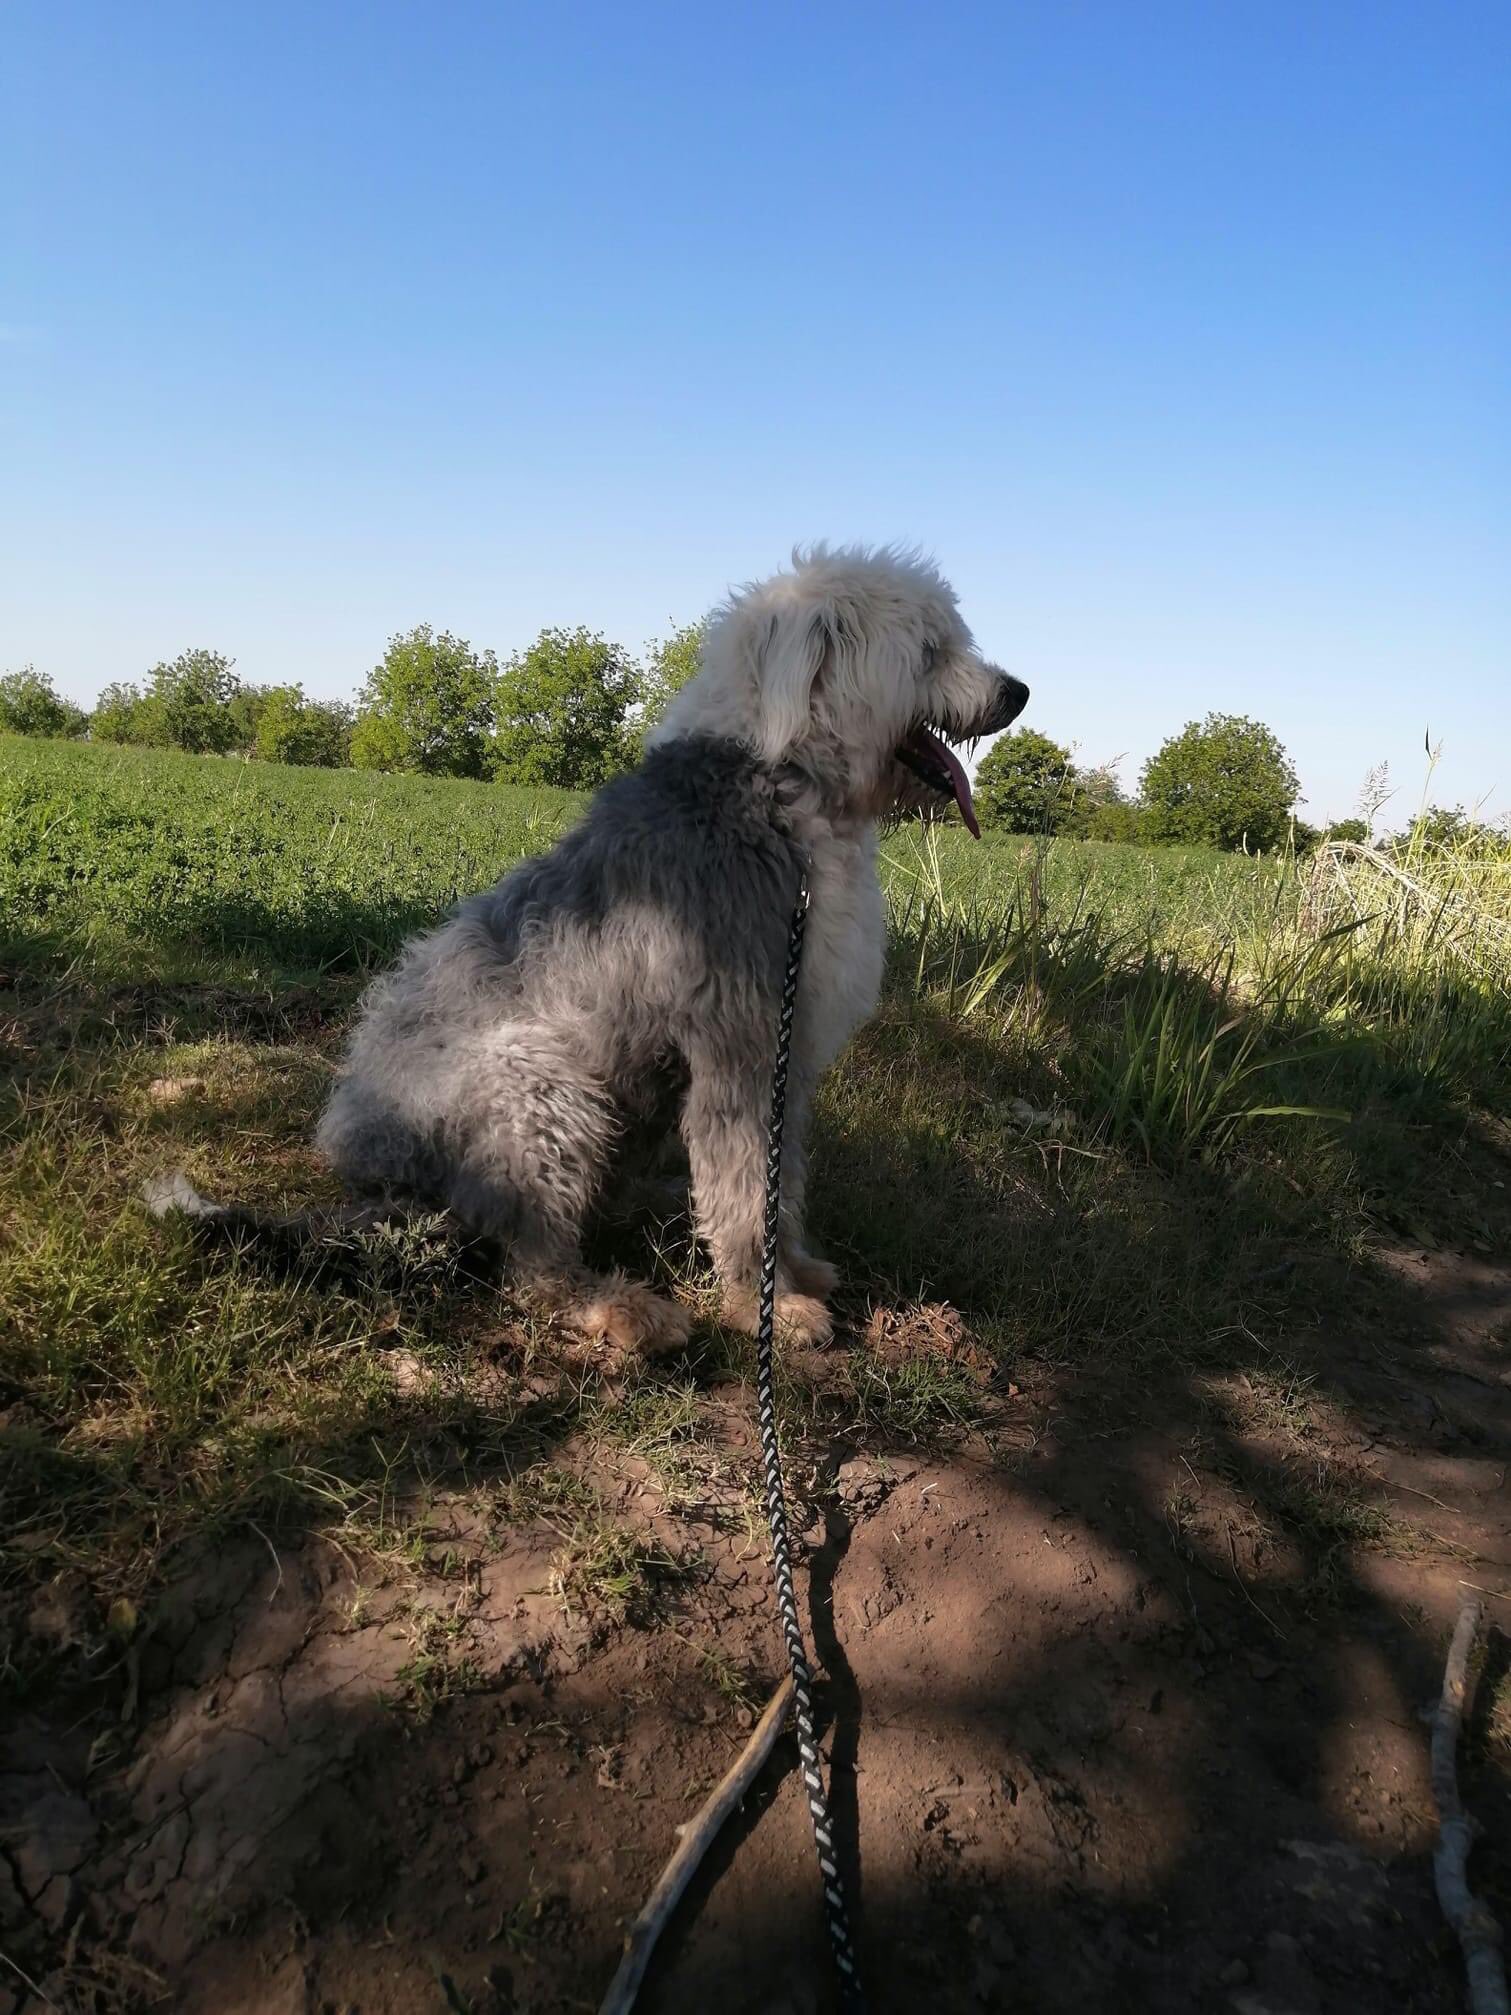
[881,821,1509,1167]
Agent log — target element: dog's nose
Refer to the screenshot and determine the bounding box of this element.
[995,673,1029,729]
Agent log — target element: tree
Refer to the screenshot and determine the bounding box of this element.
[1396,805,1492,855]
[492,627,637,788]
[350,626,497,777]
[253,685,353,767]
[632,620,705,748]
[141,648,242,754]
[1082,799,1153,845]
[1139,713,1299,852]
[1060,760,1127,838]
[90,681,151,744]
[0,666,87,738]
[1324,817,1369,845]
[972,728,1077,834]
[227,684,272,753]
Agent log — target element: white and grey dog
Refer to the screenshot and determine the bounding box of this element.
[156,547,1026,1355]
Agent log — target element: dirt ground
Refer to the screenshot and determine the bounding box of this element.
[4,1227,1510,2015]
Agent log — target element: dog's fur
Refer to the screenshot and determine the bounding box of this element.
[157,547,1026,1356]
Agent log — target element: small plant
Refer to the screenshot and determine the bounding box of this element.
[548,1514,692,1626]
[391,1605,483,1720]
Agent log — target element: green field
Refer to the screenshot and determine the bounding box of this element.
[2,731,1508,1625]
[1,732,1294,976]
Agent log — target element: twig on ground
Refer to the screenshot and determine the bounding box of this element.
[1430,1595,1509,2015]
[1225,1524,1286,1639]
[0,1945,59,2009]
[597,1674,795,2015]
[248,1518,284,1604]
[1459,1579,1511,1607]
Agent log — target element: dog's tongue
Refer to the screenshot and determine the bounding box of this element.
[903,725,981,839]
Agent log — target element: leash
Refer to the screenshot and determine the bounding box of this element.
[755,863,866,2010]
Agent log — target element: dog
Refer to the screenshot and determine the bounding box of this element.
[153,546,1026,1356]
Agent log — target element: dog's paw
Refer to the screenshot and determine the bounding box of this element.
[776,1292,833,1346]
[575,1280,691,1359]
[720,1285,833,1348]
[785,1251,840,1299]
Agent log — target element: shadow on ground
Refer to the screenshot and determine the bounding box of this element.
[3,971,1511,2013]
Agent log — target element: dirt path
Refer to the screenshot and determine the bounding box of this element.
[5,1237,1509,2015]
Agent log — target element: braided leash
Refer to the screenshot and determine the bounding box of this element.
[755,863,865,2010]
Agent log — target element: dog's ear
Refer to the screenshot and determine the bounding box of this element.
[755,602,837,761]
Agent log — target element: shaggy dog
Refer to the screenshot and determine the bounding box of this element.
[155,547,1026,1354]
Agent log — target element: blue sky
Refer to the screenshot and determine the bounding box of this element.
[4,1,1507,823]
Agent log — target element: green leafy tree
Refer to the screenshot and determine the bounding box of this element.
[492,626,638,788]
[142,648,242,754]
[632,619,705,748]
[0,666,87,738]
[1324,817,1369,845]
[1140,713,1299,853]
[254,685,353,766]
[1396,804,1491,855]
[973,728,1077,834]
[90,681,151,744]
[227,684,272,753]
[1060,760,1127,838]
[350,626,498,777]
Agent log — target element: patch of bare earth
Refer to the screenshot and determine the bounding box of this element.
[5,1246,1510,2015]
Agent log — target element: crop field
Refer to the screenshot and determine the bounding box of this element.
[3,732,1510,2013]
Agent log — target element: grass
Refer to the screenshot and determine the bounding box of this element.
[2,733,1509,1665]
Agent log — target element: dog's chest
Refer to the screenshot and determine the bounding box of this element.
[799,833,886,1070]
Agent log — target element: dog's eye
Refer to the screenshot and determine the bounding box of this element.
[920,642,937,675]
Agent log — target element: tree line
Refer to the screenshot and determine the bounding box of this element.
[1,630,1493,855]
[969,721,1505,855]
[972,718,1323,852]
[0,619,705,787]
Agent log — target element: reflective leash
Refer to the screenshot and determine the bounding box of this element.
[754,863,865,2010]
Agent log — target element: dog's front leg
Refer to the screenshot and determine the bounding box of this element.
[681,1040,833,1346]
[768,1069,840,1303]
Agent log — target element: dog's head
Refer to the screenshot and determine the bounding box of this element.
[653,545,1027,835]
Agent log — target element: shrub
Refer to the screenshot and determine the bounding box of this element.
[1082,799,1154,845]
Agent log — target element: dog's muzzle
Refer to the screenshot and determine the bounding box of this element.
[979,671,1030,737]
[894,670,1031,840]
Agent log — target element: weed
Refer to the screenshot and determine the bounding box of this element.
[548,1513,693,1626]
[391,1604,482,1720]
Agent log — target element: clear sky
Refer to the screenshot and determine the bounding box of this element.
[4,2,1507,824]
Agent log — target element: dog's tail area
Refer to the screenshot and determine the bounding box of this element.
[143,1170,432,1275]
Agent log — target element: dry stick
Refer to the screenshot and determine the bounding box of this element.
[1430,1595,1510,2015]
[598,1675,796,2015]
